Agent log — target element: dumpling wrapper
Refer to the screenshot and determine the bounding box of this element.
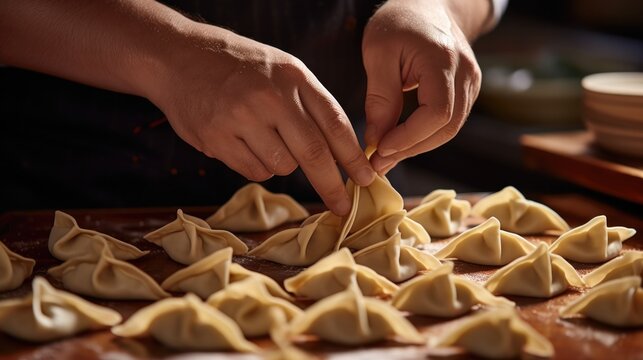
[288,285,424,345]
[559,276,643,327]
[0,277,121,342]
[407,189,471,237]
[584,251,643,287]
[339,210,430,250]
[432,308,554,359]
[392,262,514,317]
[144,209,247,265]
[112,293,258,352]
[0,241,35,292]
[353,232,441,282]
[206,183,309,232]
[48,247,170,300]
[471,186,570,235]
[549,215,636,263]
[485,243,585,298]
[48,210,148,261]
[284,248,398,300]
[434,217,537,266]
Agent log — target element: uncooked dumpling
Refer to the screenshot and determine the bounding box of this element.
[340,211,430,250]
[48,210,148,261]
[432,308,554,359]
[583,251,643,287]
[0,241,35,292]
[112,293,258,352]
[48,247,170,300]
[288,285,424,345]
[144,209,247,265]
[485,243,584,298]
[206,183,309,232]
[407,189,471,237]
[0,277,121,342]
[559,276,643,327]
[229,263,293,300]
[471,186,569,235]
[434,217,536,266]
[284,248,398,300]
[549,215,636,263]
[392,262,514,317]
[353,232,441,282]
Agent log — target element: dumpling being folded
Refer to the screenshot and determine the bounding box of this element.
[471,186,569,235]
[583,251,643,287]
[432,308,554,359]
[407,189,471,237]
[434,217,537,266]
[288,285,424,345]
[340,211,430,250]
[392,262,514,317]
[144,209,247,265]
[284,248,398,300]
[48,247,170,300]
[485,243,584,298]
[549,215,636,263]
[559,276,643,327]
[353,232,441,282]
[112,293,258,352]
[0,241,35,292]
[48,210,148,261]
[0,277,121,342]
[206,183,309,232]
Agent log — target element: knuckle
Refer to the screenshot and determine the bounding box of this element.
[343,150,366,170]
[442,122,461,140]
[320,183,347,202]
[301,140,329,165]
[323,110,350,139]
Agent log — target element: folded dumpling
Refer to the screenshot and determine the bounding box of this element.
[559,276,643,327]
[0,277,121,342]
[48,210,148,261]
[112,293,258,352]
[340,211,430,250]
[288,285,424,345]
[206,183,309,232]
[284,248,398,300]
[471,186,569,235]
[144,209,247,265]
[549,215,636,263]
[584,251,643,287]
[434,217,537,266]
[485,243,584,298]
[0,241,35,292]
[48,247,170,300]
[228,263,294,300]
[407,189,471,237]
[392,262,514,317]
[353,232,441,282]
[432,308,554,359]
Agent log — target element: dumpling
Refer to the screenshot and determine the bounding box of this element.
[431,308,554,359]
[485,243,584,298]
[392,262,514,317]
[205,183,309,232]
[112,293,258,352]
[340,211,430,250]
[407,189,471,237]
[144,209,247,265]
[549,215,636,263]
[48,247,170,300]
[284,248,398,300]
[584,251,643,287]
[248,210,341,266]
[0,277,121,342]
[353,232,441,282]
[48,210,148,261]
[0,240,35,292]
[434,217,537,266]
[229,263,294,300]
[288,285,424,345]
[471,186,569,235]
[559,276,643,327]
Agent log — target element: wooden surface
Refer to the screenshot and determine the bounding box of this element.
[521,131,643,204]
[0,194,642,360]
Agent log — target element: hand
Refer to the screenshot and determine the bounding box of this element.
[362,0,489,173]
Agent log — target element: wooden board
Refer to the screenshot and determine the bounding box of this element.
[0,194,642,359]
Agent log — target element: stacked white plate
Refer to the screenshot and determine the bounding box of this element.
[582,72,643,158]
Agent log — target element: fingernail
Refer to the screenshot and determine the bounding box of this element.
[335,197,352,216]
[355,167,376,187]
[378,147,396,157]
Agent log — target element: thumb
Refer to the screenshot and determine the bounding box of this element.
[364,60,403,148]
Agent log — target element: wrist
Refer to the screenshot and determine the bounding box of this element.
[441,0,492,41]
